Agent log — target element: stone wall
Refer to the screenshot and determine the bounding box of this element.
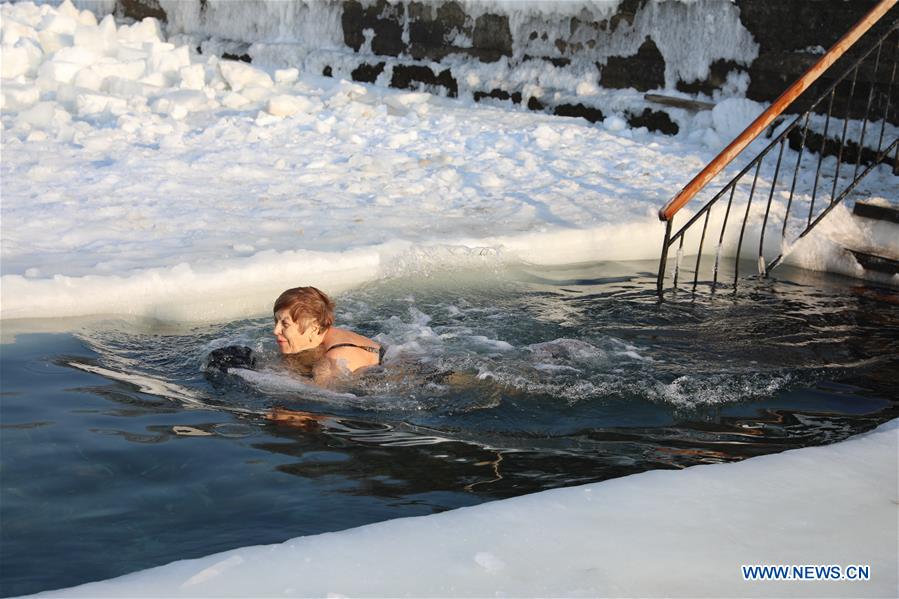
[117,0,898,134]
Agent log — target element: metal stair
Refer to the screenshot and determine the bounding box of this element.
[655,1,898,294]
[845,201,899,276]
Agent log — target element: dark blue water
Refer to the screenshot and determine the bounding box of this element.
[2,260,897,597]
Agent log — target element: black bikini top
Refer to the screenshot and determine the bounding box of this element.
[326,343,386,365]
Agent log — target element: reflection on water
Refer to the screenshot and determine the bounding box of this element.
[1,260,897,596]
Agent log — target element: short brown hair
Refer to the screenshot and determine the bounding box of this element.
[273,286,335,333]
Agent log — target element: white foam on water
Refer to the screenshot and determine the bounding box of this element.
[647,372,795,407]
[67,360,209,408]
[228,367,366,406]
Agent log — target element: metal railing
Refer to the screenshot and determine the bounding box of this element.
[656,1,898,294]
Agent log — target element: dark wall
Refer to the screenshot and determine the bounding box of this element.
[120,0,898,129]
[737,0,897,116]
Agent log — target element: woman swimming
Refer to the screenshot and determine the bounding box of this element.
[273,286,384,384]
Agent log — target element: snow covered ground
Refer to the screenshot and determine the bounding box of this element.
[2,1,896,323]
[29,419,898,598]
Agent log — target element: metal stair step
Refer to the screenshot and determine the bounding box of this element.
[852,201,899,224]
[846,249,899,275]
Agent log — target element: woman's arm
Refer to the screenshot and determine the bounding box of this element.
[312,345,377,385]
[312,357,336,386]
[311,354,355,386]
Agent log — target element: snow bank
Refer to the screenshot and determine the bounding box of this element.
[0,244,392,322]
[1,1,894,323]
[33,419,898,597]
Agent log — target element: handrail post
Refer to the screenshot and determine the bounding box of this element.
[656,220,673,295]
[658,0,898,222]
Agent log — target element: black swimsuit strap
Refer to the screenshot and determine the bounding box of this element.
[325,343,385,365]
[326,343,380,354]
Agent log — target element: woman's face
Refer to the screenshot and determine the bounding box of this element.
[273,310,318,354]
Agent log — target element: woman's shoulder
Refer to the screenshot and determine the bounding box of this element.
[325,327,380,350]
[322,328,382,371]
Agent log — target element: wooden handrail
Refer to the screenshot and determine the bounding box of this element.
[658,0,898,221]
